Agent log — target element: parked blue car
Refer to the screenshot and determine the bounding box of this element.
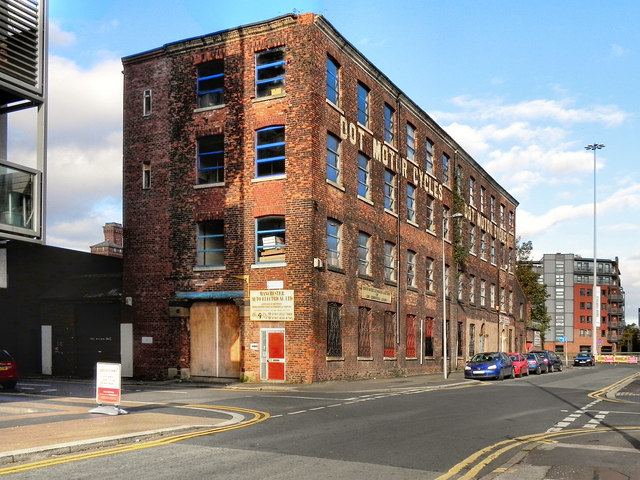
[465,352,514,380]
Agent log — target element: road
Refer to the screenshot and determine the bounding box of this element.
[2,364,639,479]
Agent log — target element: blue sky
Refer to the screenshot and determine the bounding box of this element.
[32,0,639,321]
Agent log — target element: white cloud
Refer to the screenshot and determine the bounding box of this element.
[610,43,626,57]
[49,21,76,47]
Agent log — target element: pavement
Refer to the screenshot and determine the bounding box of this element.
[0,368,638,479]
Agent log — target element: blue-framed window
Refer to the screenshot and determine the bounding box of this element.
[358,231,371,276]
[197,60,224,108]
[442,153,450,184]
[357,152,371,200]
[357,82,370,127]
[256,47,285,98]
[256,126,285,178]
[327,218,342,268]
[384,104,395,145]
[384,241,396,283]
[197,220,224,267]
[326,56,339,105]
[256,216,285,263]
[407,250,416,288]
[384,169,396,212]
[406,183,416,223]
[197,135,224,184]
[406,123,416,161]
[326,132,341,184]
[426,139,434,175]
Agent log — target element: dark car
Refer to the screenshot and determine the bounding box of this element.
[526,352,547,374]
[532,350,563,372]
[465,352,514,380]
[574,352,596,366]
[0,349,18,389]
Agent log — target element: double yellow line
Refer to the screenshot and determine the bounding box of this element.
[588,371,640,402]
[0,405,269,475]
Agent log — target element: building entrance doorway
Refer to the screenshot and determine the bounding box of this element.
[260,328,285,381]
[190,302,240,378]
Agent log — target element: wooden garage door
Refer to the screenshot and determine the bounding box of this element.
[190,302,240,378]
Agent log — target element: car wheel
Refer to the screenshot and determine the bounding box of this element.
[535,366,541,374]
[498,370,504,380]
[1,380,17,389]
[549,364,554,373]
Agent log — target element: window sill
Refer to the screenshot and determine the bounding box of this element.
[193,266,226,272]
[251,262,286,269]
[405,357,418,361]
[407,220,419,228]
[384,208,398,217]
[357,356,373,361]
[358,195,373,206]
[425,290,436,297]
[194,104,226,113]
[426,228,436,237]
[384,280,397,287]
[383,357,397,361]
[326,99,344,115]
[326,356,344,362]
[194,182,224,189]
[357,123,373,136]
[252,92,286,103]
[358,273,374,281]
[407,286,418,293]
[327,265,345,274]
[252,174,286,183]
[326,179,345,191]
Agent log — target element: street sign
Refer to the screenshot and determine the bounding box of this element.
[558,336,565,343]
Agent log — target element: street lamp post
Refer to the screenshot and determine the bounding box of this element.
[442,212,463,379]
[585,143,604,355]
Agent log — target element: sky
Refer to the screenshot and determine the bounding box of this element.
[14,0,639,321]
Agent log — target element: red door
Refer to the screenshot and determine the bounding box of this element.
[267,331,285,381]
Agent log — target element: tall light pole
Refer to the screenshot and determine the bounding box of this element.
[585,143,604,355]
[442,211,463,379]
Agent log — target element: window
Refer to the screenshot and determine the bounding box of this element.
[198,135,224,184]
[469,176,475,206]
[358,307,372,357]
[426,140,434,175]
[384,104,395,145]
[197,220,224,267]
[384,311,396,357]
[358,231,371,276]
[490,237,496,264]
[469,323,476,357]
[256,126,285,177]
[384,241,396,282]
[406,183,416,223]
[426,195,434,231]
[406,122,416,161]
[443,206,451,241]
[444,264,450,297]
[326,133,341,184]
[327,302,342,357]
[424,317,434,356]
[256,47,285,98]
[490,195,496,222]
[357,152,371,200]
[480,279,486,306]
[406,314,417,358]
[326,56,339,105]
[357,82,370,127]
[458,272,464,301]
[442,153,450,184]
[469,275,476,304]
[327,218,342,269]
[256,216,285,263]
[142,161,151,189]
[490,283,496,308]
[197,60,224,107]
[500,204,505,228]
[480,230,487,260]
[143,89,152,116]
[407,250,416,288]
[480,186,486,213]
[384,169,396,212]
[426,257,434,292]
[469,224,476,254]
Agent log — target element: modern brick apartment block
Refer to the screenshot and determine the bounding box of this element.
[122,13,527,382]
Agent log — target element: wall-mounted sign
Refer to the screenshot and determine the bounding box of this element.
[250,289,294,321]
[360,284,392,304]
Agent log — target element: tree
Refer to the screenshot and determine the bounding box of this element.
[515,239,551,344]
[620,324,640,352]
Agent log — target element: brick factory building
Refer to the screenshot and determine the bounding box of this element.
[122,13,528,382]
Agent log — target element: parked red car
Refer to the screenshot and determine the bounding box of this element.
[508,353,530,377]
[0,349,18,389]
